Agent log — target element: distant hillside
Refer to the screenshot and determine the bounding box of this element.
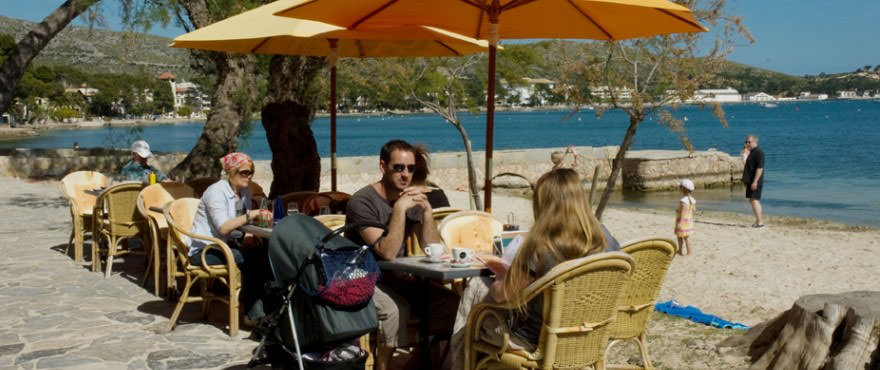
[0,15,193,77]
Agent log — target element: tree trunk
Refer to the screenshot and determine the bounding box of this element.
[170,1,259,179]
[452,121,482,210]
[261,55,325,198]
[169,53,258,179]
[0,0,99,114]
[595,113,642,220]
[718,291,880,370]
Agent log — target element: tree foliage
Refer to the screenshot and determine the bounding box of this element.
[554,0,753,219]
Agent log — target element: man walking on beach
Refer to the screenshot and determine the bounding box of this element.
[120,140,168,183]
[346,139,458,370]
[743,134,764,227]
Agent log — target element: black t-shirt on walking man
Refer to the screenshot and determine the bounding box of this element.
[743,146,765,185]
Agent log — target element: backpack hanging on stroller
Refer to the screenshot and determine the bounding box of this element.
[249,214,386,370]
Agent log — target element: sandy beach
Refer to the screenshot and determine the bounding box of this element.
[0,174,876,368]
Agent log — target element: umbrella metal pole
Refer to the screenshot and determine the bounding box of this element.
[329,41,338,191]
[483,24,499,212]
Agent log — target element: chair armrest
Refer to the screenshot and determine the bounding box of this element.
[198,242,238,275]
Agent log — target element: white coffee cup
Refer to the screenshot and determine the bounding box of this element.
[424,243,445,261]
[452,247,474,265]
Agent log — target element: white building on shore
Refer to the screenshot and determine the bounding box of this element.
[797,91,829,100]
[691,87,742,103]
[743,92,776,102]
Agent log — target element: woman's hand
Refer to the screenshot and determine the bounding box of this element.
[476,255,508,278]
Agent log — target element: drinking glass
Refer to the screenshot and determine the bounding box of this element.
[258,198,271,227]
[319,205,331,215]
[287,202,300,216]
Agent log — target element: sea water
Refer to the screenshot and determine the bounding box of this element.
[3,100,879,227]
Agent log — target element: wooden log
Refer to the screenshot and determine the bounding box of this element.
[717,291,880,370]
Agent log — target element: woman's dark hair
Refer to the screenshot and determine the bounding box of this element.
[412,144,430,184]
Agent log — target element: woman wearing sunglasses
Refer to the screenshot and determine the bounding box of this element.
[188,152,270,323]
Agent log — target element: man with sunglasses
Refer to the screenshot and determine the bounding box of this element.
[346,139,458,370]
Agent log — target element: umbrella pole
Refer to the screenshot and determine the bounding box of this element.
[329,40,338,192]
[484,24,499,212]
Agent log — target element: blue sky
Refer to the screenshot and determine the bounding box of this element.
[1,0,878,76]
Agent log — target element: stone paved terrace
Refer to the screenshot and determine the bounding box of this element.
[0,176,262,369]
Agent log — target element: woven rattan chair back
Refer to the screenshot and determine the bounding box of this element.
[136,182,194,296]
[185,177,219,198]
[406,207,465,256]
[249,181,267,205]
[314,214,346,230]
[164,198,200,265]
[163,197,241,336]
[605,239,676,370]
[92,182,147,277]
[318,191,351,214]
[279,191,319,214]
[466,252,634,370]
[60,171,109,262]
[438,210,503,254]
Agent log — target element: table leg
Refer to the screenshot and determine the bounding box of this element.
[417,276,432,369]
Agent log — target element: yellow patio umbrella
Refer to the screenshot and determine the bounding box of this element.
[276,0,707,210]
[170,0,490,191]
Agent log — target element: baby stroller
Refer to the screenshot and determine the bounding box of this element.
[249,214,386,370]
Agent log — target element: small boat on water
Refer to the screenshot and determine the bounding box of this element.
[761,102,778,108]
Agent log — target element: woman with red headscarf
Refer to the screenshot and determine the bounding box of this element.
[188,152,270,323]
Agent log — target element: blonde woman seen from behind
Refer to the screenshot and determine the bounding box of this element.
[447,168,620,369]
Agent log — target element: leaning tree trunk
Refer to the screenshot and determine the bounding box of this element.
[718,291,880,370]
[169,53,258,179]
[0,0,99,115]
[261,55,325,198]
[451,121,482,210]
[595,113,643,220]
[170,0,260,179]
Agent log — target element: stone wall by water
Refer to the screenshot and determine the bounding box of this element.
[0,148,185,179]
[0,146,743,191]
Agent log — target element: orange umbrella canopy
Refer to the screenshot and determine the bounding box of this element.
[276,0,707,211]
[171,0,490,191]
[275,0,707,41]
[170,0,490,57]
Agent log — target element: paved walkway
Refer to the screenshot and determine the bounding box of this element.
[0,177,261,369]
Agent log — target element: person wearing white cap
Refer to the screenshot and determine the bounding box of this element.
[120,140,168,182]
[674,179,696,256]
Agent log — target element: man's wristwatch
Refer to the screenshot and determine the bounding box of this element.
[245,212,251,224]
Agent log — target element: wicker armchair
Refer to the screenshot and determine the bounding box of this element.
[406,207,464,256]
[185,177,219,198]
[438,210,504,255]
[164,198,241,336]
[314,214,346,230]
[318,190,351,214]
[60,171,109,262]
[279,191,319,215]
[464,252,635,370]
[604,239,676,370]
[136,182,194,296]
[92,182,148,277]
[249,181,267,208]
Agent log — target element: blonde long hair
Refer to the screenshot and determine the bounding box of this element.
[502,168,607,305]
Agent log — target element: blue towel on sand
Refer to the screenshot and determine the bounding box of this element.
[654,300,749,330]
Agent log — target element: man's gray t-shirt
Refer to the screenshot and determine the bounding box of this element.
[345,184,423,257]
